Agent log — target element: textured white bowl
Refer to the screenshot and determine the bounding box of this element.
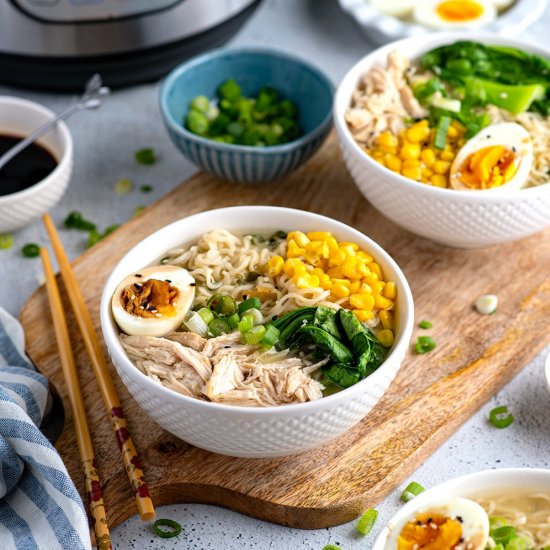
[334,32,550,248]
[0,96,73,232]
[373,468,550,549]
[100,206,414,458]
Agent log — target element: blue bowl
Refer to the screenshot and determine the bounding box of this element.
[159,47,334,183]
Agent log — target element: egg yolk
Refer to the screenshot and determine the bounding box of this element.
[120,279,178,318]
[436,0,484,21]
[458,145,518,189]
[397,512,463,550]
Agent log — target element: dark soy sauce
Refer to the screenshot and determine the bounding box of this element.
[0,134,58,196]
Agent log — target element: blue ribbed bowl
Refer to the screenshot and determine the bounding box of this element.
[159,48,334,183]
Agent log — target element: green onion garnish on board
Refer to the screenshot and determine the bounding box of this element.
[418,320,432,329]
[356,508,378,535]
[64,211,96,232]
[114,178,133,195]
[322,546,341,550]
[489,405,514,429]
[0,233,14,250]
[22,243,40,258]
[153,518,182,539]
[135,147,156,165]
[414,335,436,354]
[401,481,425,502]
[133,205,146,217]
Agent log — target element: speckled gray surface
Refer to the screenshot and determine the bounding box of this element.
[1,1,549,549]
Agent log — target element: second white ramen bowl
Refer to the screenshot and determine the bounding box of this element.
[100,206,414,458]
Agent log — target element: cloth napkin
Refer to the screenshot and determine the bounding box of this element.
[0,307,91,550]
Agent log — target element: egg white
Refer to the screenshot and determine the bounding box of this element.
[489,0,515,9]
[385,497,489,549]
[371,0,415,17]
[450,122,533,192]
[112,265,195,337]
[413,0,497,29]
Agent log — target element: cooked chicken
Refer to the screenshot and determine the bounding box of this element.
[202,331,243,357]
[345,50,427,146]
[203,353,244,399]
[166,331,206,352]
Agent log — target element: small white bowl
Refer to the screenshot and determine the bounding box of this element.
[373,468,550,549]
[100,206,414,458]
[0,96,73,232]
[334,32,550,248]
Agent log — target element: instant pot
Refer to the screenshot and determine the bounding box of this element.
[0,0,261,90]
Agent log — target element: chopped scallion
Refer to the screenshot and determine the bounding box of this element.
[183,311,208,337]
[260,324,280,348]
[247,308,264,326]
[414,335,436,354]
[356,508,378,535]
[140,184,153,193]
[135,147,156,165]
[322,546,341,550]
[244,325,266,345]
[208,318,230,337]
[133,205,145,217]
[0,233,14,250]
[475,294,498,315]
[64,211,96,232]
[197,307,214,325]
[238,314,254,333]
[418,320,432,329]
[22,243,40,258]
[153,518,181,539]
[434,115,451,150]
[227,312,240,330]
[401,481,425,502]
[114,178,133,195]
[491,526,517,546]
[489,405,514,429]
[238,297,261,315]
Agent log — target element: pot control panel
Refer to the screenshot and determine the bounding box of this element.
[13,0,182,22]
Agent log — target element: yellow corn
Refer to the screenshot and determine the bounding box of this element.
[433,160,451,175]
[284,258,307,277]
[420,148,436,167]
[328,248,346,266]
[349,281,361,294]
[356,251,373,263]
[377,329,394,347]
[353,309,374,322]
[325,237,339,252]
[294,273,320,289]
[307,231,332,241]
[377,132,398,149]
[379,310,393,330]
[327,266,344,278]
[287,231,310,248]
[440,150,455,162]
[369,262,383,279]
[342,257,360,280]
[350,293,375,310]
[406,121,430,144]
[383,281,396,300]
[267,255,284,277]
[287,239,305,258]
[431,174,448,188]
[400,141,421,160]
[332,282,350,298]
[374,294,393,310]
[385,154,402,172]
[402,165,422,180]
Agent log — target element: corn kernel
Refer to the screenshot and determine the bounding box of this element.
[400,141,421,160]
[327,266,344,278]
[287,231,310,248]
[350,293,375,310]
[325,237,339,252]
[349,281,361,294]
[420,149,436,168]
[447,126,458,138]
[342,257,361,280]
[305,249,321,266]
[294,274,320,289]
[356,251,373,263]
[331,278,350,286]
[328,248,347,267]
[377,132,398,149]
[339,241,359,251]
[332,282,350,298]
[440,150,455,162]
[430,174,448,188]
[383,281,397,300]
[379,310,394,330]
[422,167,433,179]
[267,255,284,277]
[307,231,332,241]
[406,123,430,144]
[369,262,383,279]
[284,258,307,277]
[377,329,394,347]
[374,294,393,310]
[353,309,374,322]
[319,278,332,290]
[287,239,305,258]
[402,166,422,180]
[385,154,402,172]
[433,160,451,175]
[360,282,373,294]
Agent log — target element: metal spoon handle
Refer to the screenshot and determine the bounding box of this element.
[0,74,110,173]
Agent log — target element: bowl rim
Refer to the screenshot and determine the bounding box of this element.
[159,46,335,155]
[334,31,550,202]
[100,205,414,416]
[372,467,550,549]
[0,95,73,205]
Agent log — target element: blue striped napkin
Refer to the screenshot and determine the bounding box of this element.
[0,307,91,550]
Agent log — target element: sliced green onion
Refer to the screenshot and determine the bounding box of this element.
[356,508,378,535]
[114,178,133,195]
[64,211,96,232]
[492,545,505,550]
[401,481,425,502]
[489,516,510,532]
[414,335,436,354]
[260,324,280,348]
[135,147,156,165]
[133,205,146,217]
[244,325,266,345]
[322,546,341,550]
[505,536,531,550]
[208,318,230,337]
[492,526,517,546]
[140,184,153,193]
[434,115,451,150]
[238,297,262,315]
[227,312,240,330]
[197,307,214,325]
[238,314,254,334]
[86,230,103,248]
[0,233,14,250]
[153,518,181,539]
[22,243,40,258]
[489,405,514,429]
[183,311,208,337]
[207,294,237,317]
[248,308,263,326]
[475,294,498,315]
[418,320,432,329]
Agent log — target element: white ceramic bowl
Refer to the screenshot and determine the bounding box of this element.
[334,33,550,248]
[338,0,548,46]
[373,468,550,549]
[0,96,73,232]
[100,206,414,458]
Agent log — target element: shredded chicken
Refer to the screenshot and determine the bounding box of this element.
[345,51,427,147]
[121,330,325,407]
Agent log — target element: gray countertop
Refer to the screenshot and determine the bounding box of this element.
[1,1,549,548]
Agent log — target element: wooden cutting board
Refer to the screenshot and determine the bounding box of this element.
[20,133,550,531]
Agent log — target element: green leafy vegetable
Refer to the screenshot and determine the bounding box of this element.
[134,147,156,165]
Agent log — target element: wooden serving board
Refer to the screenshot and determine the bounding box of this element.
[20,133,550,531]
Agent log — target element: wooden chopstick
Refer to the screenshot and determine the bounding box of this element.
[43,214,155,522]
[40,247,112,550]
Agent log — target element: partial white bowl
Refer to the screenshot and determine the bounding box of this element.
[373,468,550,549]
[0,96,73,232]
[100,206,414,458]
[338,0,548,46]
[334,32,550,248]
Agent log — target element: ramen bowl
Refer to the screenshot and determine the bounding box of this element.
[373,468,550,549]
[100,206,414,458]
[334,32,550,248]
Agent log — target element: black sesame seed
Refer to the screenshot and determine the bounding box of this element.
[242,294,248,300]
[224,346,230,349]
[457,516,463,523]
[512,146,517,152]
[190,282,196,287]
[416,521,422,526]
[135,274,142,277]
[134,282,143,289]
[165,279,172,283]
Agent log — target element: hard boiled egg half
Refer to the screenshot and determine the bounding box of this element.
[112,265,195,337]
[371,0,416,18]
[414,0,496,29]
[450,122,533,191]
[384,497,489,549]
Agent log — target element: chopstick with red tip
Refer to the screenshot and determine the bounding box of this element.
[43,214,155,522]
